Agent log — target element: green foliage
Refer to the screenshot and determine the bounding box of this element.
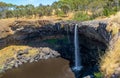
[0,0,119,19]
[55,10,65,17]
[6,10,14,18]
[73,11,90,21]
[94,72,103,78]
[103,7,117,16]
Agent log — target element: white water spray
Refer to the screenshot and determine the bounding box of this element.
[73,24,82,71]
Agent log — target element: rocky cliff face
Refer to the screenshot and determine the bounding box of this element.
[2,19,120,77]
[0,19,112,65]
[7,19,111,44]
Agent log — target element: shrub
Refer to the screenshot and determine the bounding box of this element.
[106,12,120,36]
[73,11,90,21]
[55,10,65,17]
[103,8,117,16]
[94,72,103,78]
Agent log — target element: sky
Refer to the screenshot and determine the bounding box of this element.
[0,0,58,6]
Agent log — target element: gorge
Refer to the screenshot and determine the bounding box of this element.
[0,19,113,78]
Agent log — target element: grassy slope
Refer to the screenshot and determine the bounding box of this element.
[100,39,120,76]
[100,12,120,77]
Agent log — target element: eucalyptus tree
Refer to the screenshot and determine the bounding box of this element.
[37,4,46,16]
[0,2,8,18]
[0,2,7,11]
[88,0,106,17]
[25,4,35,16]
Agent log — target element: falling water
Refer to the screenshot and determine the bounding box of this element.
[73,24,82,71]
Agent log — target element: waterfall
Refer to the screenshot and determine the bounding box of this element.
[73,24,82,71]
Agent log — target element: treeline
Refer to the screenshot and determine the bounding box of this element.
[0,2,53,18]
[0,0,120,20]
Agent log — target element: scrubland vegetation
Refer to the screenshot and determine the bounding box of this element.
[0,0,120,21]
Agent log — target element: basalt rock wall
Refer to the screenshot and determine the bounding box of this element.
[0,19,111,66]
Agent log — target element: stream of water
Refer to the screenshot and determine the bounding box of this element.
[73,24,82,71]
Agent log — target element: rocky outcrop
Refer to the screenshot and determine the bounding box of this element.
[0,47,60,73]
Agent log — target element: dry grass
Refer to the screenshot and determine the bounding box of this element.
[0,18,15,27]
[100,39,120,77]
[0,45,39,69]
[0,45,29,65]
[106,12,120,36]
[0,18,15,38]
[100,12,120,77]
[0,14,73,39]
[0,14,73,27]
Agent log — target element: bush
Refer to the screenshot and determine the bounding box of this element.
[103,7,117,16]
[73,11,90,21]
[94,72,103,78]
[55,10,65,17]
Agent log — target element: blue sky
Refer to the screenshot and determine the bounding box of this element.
[0,0,58,6]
